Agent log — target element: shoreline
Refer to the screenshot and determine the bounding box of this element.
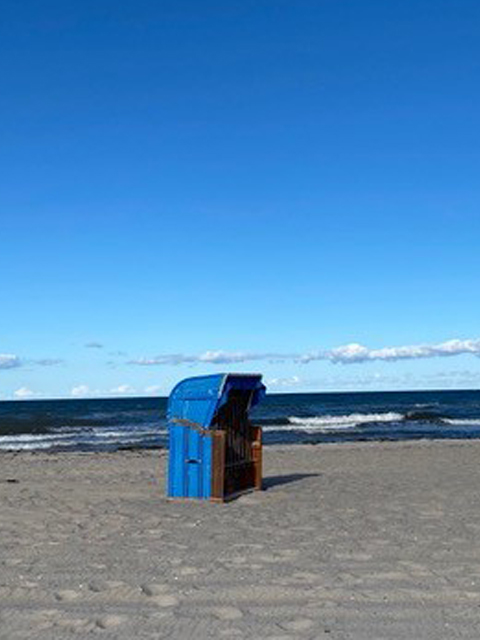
[2,434,480,456]
[2,388,480,455]
[2,439,480,638]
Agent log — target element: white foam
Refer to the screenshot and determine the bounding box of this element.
[444,418,480,426]
[0,427,163,451]
[0,431,80,450]
[90,429,161,439]
[0,440,66,451]
[266,412,405,433]
[0,433,63,443]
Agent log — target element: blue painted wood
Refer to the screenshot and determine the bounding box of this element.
[166,373,266,500]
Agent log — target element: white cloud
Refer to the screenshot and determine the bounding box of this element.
[127,338,480,369]
[129,351,295,366]
[109,384,136,395]
[302,338,480,364]
[198,350,254,364]
[0,354,21,370]
[13,387,38,399]
[71,384,91,397]
[85,342,103,349]
[0,354,63,369]
[34,358,63,366]
[144,385,164,395]
[267,375,301,389]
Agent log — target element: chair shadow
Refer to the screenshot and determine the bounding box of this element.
[263,473,320,490]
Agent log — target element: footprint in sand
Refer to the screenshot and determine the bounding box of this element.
[36,611,94,633]
[3,557,22,567]
[59,617,95,633]
[88,581,109,593]
[95,614,126,629]
[88,579,138,601]
[54,589,80,602]
[211,606,243,621]
[281,618,314,632]
[141,584,179,607]
[33,609,60,630]
[278,549,299,559]
[178,566,198,576]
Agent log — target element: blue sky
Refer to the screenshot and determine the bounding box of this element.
[1,0,479,399]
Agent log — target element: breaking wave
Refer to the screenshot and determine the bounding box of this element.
[1,391,480,451]
[443,418,480,426]
[0,425,167,452]
[281,412,404,432]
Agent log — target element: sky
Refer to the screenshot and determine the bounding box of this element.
[1,0,480,399]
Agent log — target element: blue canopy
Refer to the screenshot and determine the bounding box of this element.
[167,373,266,430]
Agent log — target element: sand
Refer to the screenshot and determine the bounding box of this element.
[1,440,480,639]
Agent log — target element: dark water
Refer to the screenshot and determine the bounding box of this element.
[0,390,480,452]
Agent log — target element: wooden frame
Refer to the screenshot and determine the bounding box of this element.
[210,426,262,502]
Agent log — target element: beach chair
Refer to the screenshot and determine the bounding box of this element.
[167,373,266,501]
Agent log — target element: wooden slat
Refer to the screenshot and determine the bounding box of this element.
[212,389,263,500]
[210,431,226,501]
[251,425,263,491]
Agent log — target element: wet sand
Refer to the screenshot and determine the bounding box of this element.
[1,440,480,639]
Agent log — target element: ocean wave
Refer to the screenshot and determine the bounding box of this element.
[0,434,76,450]
[90,427,166,438]
[403,410,446,422]
[0,441,65,451]
[0,433,66,443]
[0,426,165,451]
[262,412,405,433]
[260,409,480,435]
[443,418,480,426]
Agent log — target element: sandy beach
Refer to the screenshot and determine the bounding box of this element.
[1,440,480,639]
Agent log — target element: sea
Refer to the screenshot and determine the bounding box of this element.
[0,389,480,453]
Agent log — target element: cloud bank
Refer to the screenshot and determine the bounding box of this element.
[129,339,480,367]
[302,339,480,364]
[0,354,21,370]
[71,384,91,397]
[13,387,39,399]
[33,358,63,367]
[129,351,294,366]
[109,384,136,395]
[0,355,63,370]
[267,375,301,388]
